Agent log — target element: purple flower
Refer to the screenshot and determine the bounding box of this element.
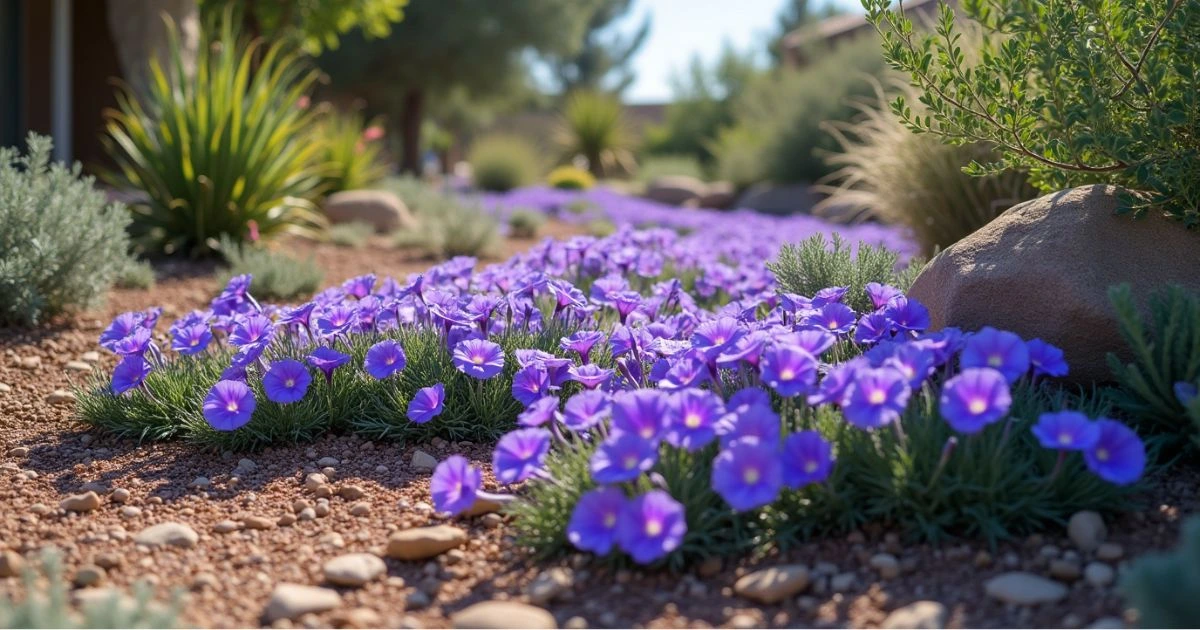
[518,396,559,427]
[1177,381,1199,407]
[1031,411,1100,451]
[938,368,1011,434]
[881,344,936,389]
[759,344,817,398]
[452,338,505,380]
[111,327,153,356]
[170,323,212,356]
[562,390,611,431]
[690,317,745,359]
[512,364,553,406]
[111,355,152,395]
[717,403,781,449]
[865,282,902,310]
[342,273,376,298]
[1083,419,1145,485]
[812,286,849,307]
[407,383,446,423]
[842,367,911,429]
[262,359,311,404]
[229,313,274,349]
[610,389,670,442]
[430,455,480,516]
[364,339,407,380]
[883,296,930,334]
[616,490,687,564]
[711,441,782,512]
[854,312,892,345]
[807,358,866,407]
[781,430,834,488]
[1027,338,1069,378]
[306,346,350,384]
[785,329,836,357]
[567,363,615,390]
[202,379,256,431]
[316,304,358,338]
[567,487,627,555]
[100,312,146,351]
[802,302,857,335]
[665,388,722,451]
[493,428,551,484]
[960,327,1030,383]
[590,433,658,484]
[560,330,606,364]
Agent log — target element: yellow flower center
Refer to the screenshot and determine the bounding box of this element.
[472,356,484,364]
[226,402,238,412]
[743,468,760,484]
[386,357,395,365]
[640,427,654,439]
[1058,432,1073,445]
[780,368,796,381]
[868,389,886,405]
[1096,448,1109,461]
[804,460,818,473]
[968,399,987,414]
[684,413,702,428]
[645,520,662,536]
[604,513,616,528]
[190,338,199,346]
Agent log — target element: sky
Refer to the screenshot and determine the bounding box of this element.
[622,0,864,104]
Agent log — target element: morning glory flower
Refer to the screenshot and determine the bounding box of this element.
[316,304,358,338]
[430,455,480,516]
[202,379,256,431]
[690,317,745,359]
[511,364,552,406]
[610,389,670,442]
[717,403,781,449]
[616,490,687,564]
[711,441,783,512]
[170,323,212,356]
[229,313,274,349]
[842,367,911,429]
[759,344,818,398]
[517,396,559,427]
[664,388,722,451]
[1177,381,1199,407]
[567,487,627,555]
[262,359,311,404]
[111,327,153,356]
[854,312,892,345]
[802,302,857,335]
[342,273,376,298]
[590,433,658,484]
[781,430,835,489]
[560,330,606,364]
[1031,411,1100,451]
[306,346,350,384]
[785,329,836,358]
[1026,338,1069,378]
[960,327,1030,383]
[100,312,147,351]
[1083,419,1146,485]
[562,390,611,431]
[492,428,552,484]
[807,357,866,407]
[452,338,505,380]
[865,282,902,310]
[882,344,936,390]
[811,286,849,307]
[883,296,930,334]
[567,364,614,390]
[364,339,407,380]
[111,355,152,395]
[407,383,446,423]
[938,367,1011,434]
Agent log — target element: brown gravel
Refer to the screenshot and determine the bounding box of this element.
[2,226,1198,628]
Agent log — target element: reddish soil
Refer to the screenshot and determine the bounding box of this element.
[1,223,1197,629]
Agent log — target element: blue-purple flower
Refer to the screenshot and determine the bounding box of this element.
[452,338,505,380]
[664,388,722,451]
[883,296,930,334]
[492,428,551,484]
[842,367,911,429]
[512,364,552,406]
[781,430,834,489]
[567,363,614,390]
[262,359,312,404]
[590,433,658,484]
[610,389,669,442]
[560,330,606,364]
[170,323,212,356]
[229,313,274,349]
[111,355,152,395]
[759,344,817,397]
[567,487,627,555]
[960,327,1030,383]
[711,441,782,511]
[364,339,407,380]
[938,367,1011,434]
[865,282,902,310]
[1031,411,1100,451]
[518,396,559,427]
[562,390,611,431]
[307,346,350,383]
[616,490,687,564]
[1083,419,1145,485]
[1027,338,1069,378]
[803,302,856,335]
[407,383,446,423]
[430,455,480,515]
[202,379,256,431]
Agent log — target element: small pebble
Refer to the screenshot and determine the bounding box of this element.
[73,565,106,587]
[1095,543,1124,562]
[1084,562,1115,587]
[350,502,371,517]
[870,553,900,579]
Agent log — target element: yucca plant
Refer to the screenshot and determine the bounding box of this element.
[818,81,1037,257]
[310,107,389,194]
[556,91,635,178]
[103,14,326,257]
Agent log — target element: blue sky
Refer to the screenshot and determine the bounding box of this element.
[622,0,864,103]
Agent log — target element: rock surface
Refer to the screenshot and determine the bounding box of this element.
[643,175,708,206]
[134,522,199,548]
[450,600,558,629]
[60,491,102,512]
[1068,511,1108,552]
[323,190,415,233]
[985,572,1069,605]
[733,564,810,604]
[907,185,1200,382]
[882,600,948,629]
[386,525,467,560]
[323,553,387,587]
[263,583,342,622]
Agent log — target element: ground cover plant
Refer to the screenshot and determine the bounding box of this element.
[546,166,596,190]
[389,178,502,258]
[469,134,542,193]
[328,221,376,249]
[216,237,324,301]
[0,134,136,326]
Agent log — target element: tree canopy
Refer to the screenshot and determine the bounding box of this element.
[199,0,407,54]
[546,0,651,95]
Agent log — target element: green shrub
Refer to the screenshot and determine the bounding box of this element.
[328,221,375,249]
[636,154,706,184]
[1123,516,1200,628]
[103,15,325,256]
[556,91,635,178]
[820,82,1037,257]
[1108,284,1200,448]
[310,108,389,194]
[547,165,596,190]
[0,134,135,326]
[216,237,323,301]
[715,35,889,186]
[469,134,541,192]
[0,549,180,629]
[386,178,501,258]
[767,233,923,313]
[115,260,157,290]
[864,0,1200,226]
[508,209,546,239]
[586,219,617,237]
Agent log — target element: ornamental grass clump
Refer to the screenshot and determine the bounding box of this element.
[309,109,389,194]
[0,133,136,326]
[508,209,546,239]
[328,221,375,249]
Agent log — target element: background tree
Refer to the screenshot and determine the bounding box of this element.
[767,0,844,64]
[317,0,599,173]
[199,0,406,54]
[547,0,651,96]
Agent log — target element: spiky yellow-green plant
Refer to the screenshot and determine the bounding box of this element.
[310,108,389,195]
[547,165,595,190]
[556,91,635,178]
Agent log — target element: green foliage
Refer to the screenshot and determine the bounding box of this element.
[0,134,135,326]
[586,219,617,237]
[864,0,1200,226]
[556,91,635,178]
[545,0,650,95]
[1123,516,1200,628]
[386,178,502,258]
[328,221,375,249]
[508,209,547,239]
[715,35,889,185]
[104,15,326,256]
[767,233,922,313]
[115,260,157,290]
[820,81,1037,257]
[1107,284,1200,448]
[636,155,707,185]
[217,237,324,301]
[547,166,596,190]
[0,549,180,629]
[201,0,406,54]
[469,134,542,193]
[310,108,389,194]
[514,381,1144,567]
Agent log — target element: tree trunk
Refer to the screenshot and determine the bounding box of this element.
[399,89,424,174]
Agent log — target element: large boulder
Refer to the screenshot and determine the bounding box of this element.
[643,175,707,206]
[734,183,821,216]
[323,190,416,233]
[696,181,737,210]
[908,184,1200,383]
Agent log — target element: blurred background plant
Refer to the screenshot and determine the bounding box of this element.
[103,14,326,256]
[216,237,324,301]
[508,209,547,238]
[469,134,543,193]
[309,107,390,194]
[0,134,136,327]
[547,166,597,190]
[328,221,376,249]
[556,90,636,178]
[199,0,407,55]
[387,177,502,258]
[1122,515,1200,628]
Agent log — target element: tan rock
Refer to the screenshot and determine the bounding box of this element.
[0,550,25,577]
[527,567,574,605]
[883,600,948,629]
[134,522,199,548]
[243,515,276,530]
[733,564,811,604]
[46,390,76,404]
[985,572,1068,605]
[323,553,387,587]
[450,600,557,629]
[323,190,416,233]
[262,583,342,622]
[61,491,102,512]
[386,525,467,561]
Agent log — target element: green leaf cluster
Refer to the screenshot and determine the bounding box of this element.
[556,91,635,178]
[309,109,389,195]
[767,233,924,313]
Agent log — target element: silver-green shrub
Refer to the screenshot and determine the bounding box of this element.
[0,134,135,326]
[387,178,501,259]
[216,236,324,301]
[1123,516,1200,628]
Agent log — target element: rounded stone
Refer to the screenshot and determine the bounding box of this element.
[1083,562,1115,588]
[450,601,557,629]
[1068,511,1108,552]
[984,572,1069,605]
[60,491,102,512]
[733,564,810,604]
[323,553,387,587]
[73,565,106,587]
[263,583,342,623]
[882,600,948,629]
[134,522,199,548]
[386,525,467,561]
